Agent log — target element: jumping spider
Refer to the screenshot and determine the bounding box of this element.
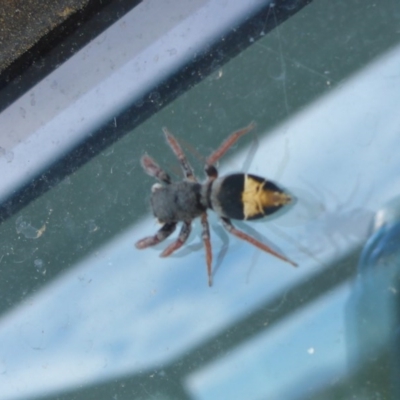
[135,122,297,286]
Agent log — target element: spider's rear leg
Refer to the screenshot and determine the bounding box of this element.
[160,220,192,257]
[141,154,171,184]
[162,127,197,182]
[220,217,297,267]
[135,222,176,249]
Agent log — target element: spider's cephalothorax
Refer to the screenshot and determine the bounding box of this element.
[135,123,297,286]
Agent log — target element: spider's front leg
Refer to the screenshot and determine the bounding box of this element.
[141,154,171,184]
[162,127,197,182]
[220,217,297,267]
[135,222,176,249]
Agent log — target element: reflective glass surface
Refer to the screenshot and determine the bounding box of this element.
[1,1,400,399]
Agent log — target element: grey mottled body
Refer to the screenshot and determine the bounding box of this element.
[151,181,208,222]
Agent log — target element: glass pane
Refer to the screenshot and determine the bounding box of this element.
[1,0,399,399]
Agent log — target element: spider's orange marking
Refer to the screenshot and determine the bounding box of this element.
[242,175,292,220]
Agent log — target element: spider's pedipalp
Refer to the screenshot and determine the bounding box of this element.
[220,217,297,267]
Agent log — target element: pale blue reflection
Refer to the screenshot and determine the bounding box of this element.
[0,44,400,400]
[187,284,350,400]
[0,214,305,400]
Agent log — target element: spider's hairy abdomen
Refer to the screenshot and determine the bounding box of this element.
[151,181,207,223]
[210,173,292,220]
